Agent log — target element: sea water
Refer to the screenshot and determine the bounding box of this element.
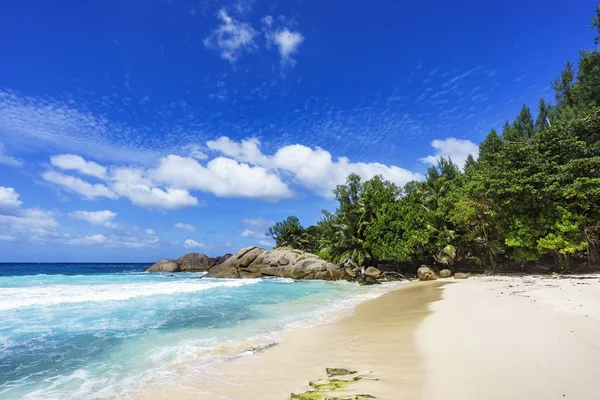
[0,263,391,399]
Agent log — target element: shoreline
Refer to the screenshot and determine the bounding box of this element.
[139,281,444,399]
[140,274,600,399]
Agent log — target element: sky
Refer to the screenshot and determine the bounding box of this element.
[0,0,598,262]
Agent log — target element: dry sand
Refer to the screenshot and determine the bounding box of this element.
[140,274,600,400]
[420,275,600,400]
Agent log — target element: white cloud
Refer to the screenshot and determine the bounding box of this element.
[0,186,23,211]
[258,239,274,248]
[152,155,292,200]
[240,217,272,238]
[42,170,117,199]
[174,222,195,232]
[61,228,160,248]
[206,137,423,198]
[0,234,15,241]
[0,187,59,242]
[0,208,58,233]
[119,229,159,248]
[271,28,304,66]
[50,154,107,179]
[206,136,268,165]
[203,9,257,63]
[261,15,273,26]
[420,138,479,169]
[184,239,204,249]
[70,210,117,228]
[0,143,22,167]
[184,144,208,160]
[111,167,199,209]
[43,154,199,209]
[272,145,422,197]
[65,234,107,246]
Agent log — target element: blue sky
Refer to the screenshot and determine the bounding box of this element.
[0,0,597,262]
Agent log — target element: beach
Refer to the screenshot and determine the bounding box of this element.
[142,274,600,399]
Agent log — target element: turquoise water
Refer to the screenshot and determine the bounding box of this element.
[0,264,389,399]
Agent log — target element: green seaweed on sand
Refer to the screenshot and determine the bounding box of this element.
[326,368,357,377]
[290,368,377,400]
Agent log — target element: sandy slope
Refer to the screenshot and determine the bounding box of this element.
[419,275,600,400]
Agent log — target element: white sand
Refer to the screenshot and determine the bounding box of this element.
[419,275,600,400]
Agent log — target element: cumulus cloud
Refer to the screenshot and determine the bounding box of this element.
[174,222,195,232]
[50,154,107,179]
[70,210,118,228]
[203,9,257,62]
[42,170,117,199]
[420,138,479,169]
[43,154,199,209]
[206,137,268,165]
[42,136,425,207]
[111,167,199,209]
[152,155,292,199]
[270,28,304,66]
[184,239,204,249]
[272,144,422,197]
[0,186,23,211]
[184,144,208,160]
[0,143,22,167]
[207,138,422,197]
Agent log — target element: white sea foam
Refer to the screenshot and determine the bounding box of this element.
[0,279,258,311]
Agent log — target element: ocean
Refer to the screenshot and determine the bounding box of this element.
[0,263,391,399]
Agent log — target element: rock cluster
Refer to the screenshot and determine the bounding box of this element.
[205,246,345,280]
[145,252,231,272]
[417,266,470,281]
[146,247,409,283]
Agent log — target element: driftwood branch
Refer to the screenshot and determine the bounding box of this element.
[381,271,409,281]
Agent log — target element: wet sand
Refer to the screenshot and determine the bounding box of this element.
[141,274,600,400]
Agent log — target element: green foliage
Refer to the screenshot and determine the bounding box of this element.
[479,129,503,162]
[535,98,551,133]
[590,5,600,45]
[267,216,310,250]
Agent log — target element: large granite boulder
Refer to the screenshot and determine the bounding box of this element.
[145,252,232,273]
[146,259,181,272]
[177,253,214,271]
[417,265,438,281]
[454,272,470,279]
[204,246,344,280]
